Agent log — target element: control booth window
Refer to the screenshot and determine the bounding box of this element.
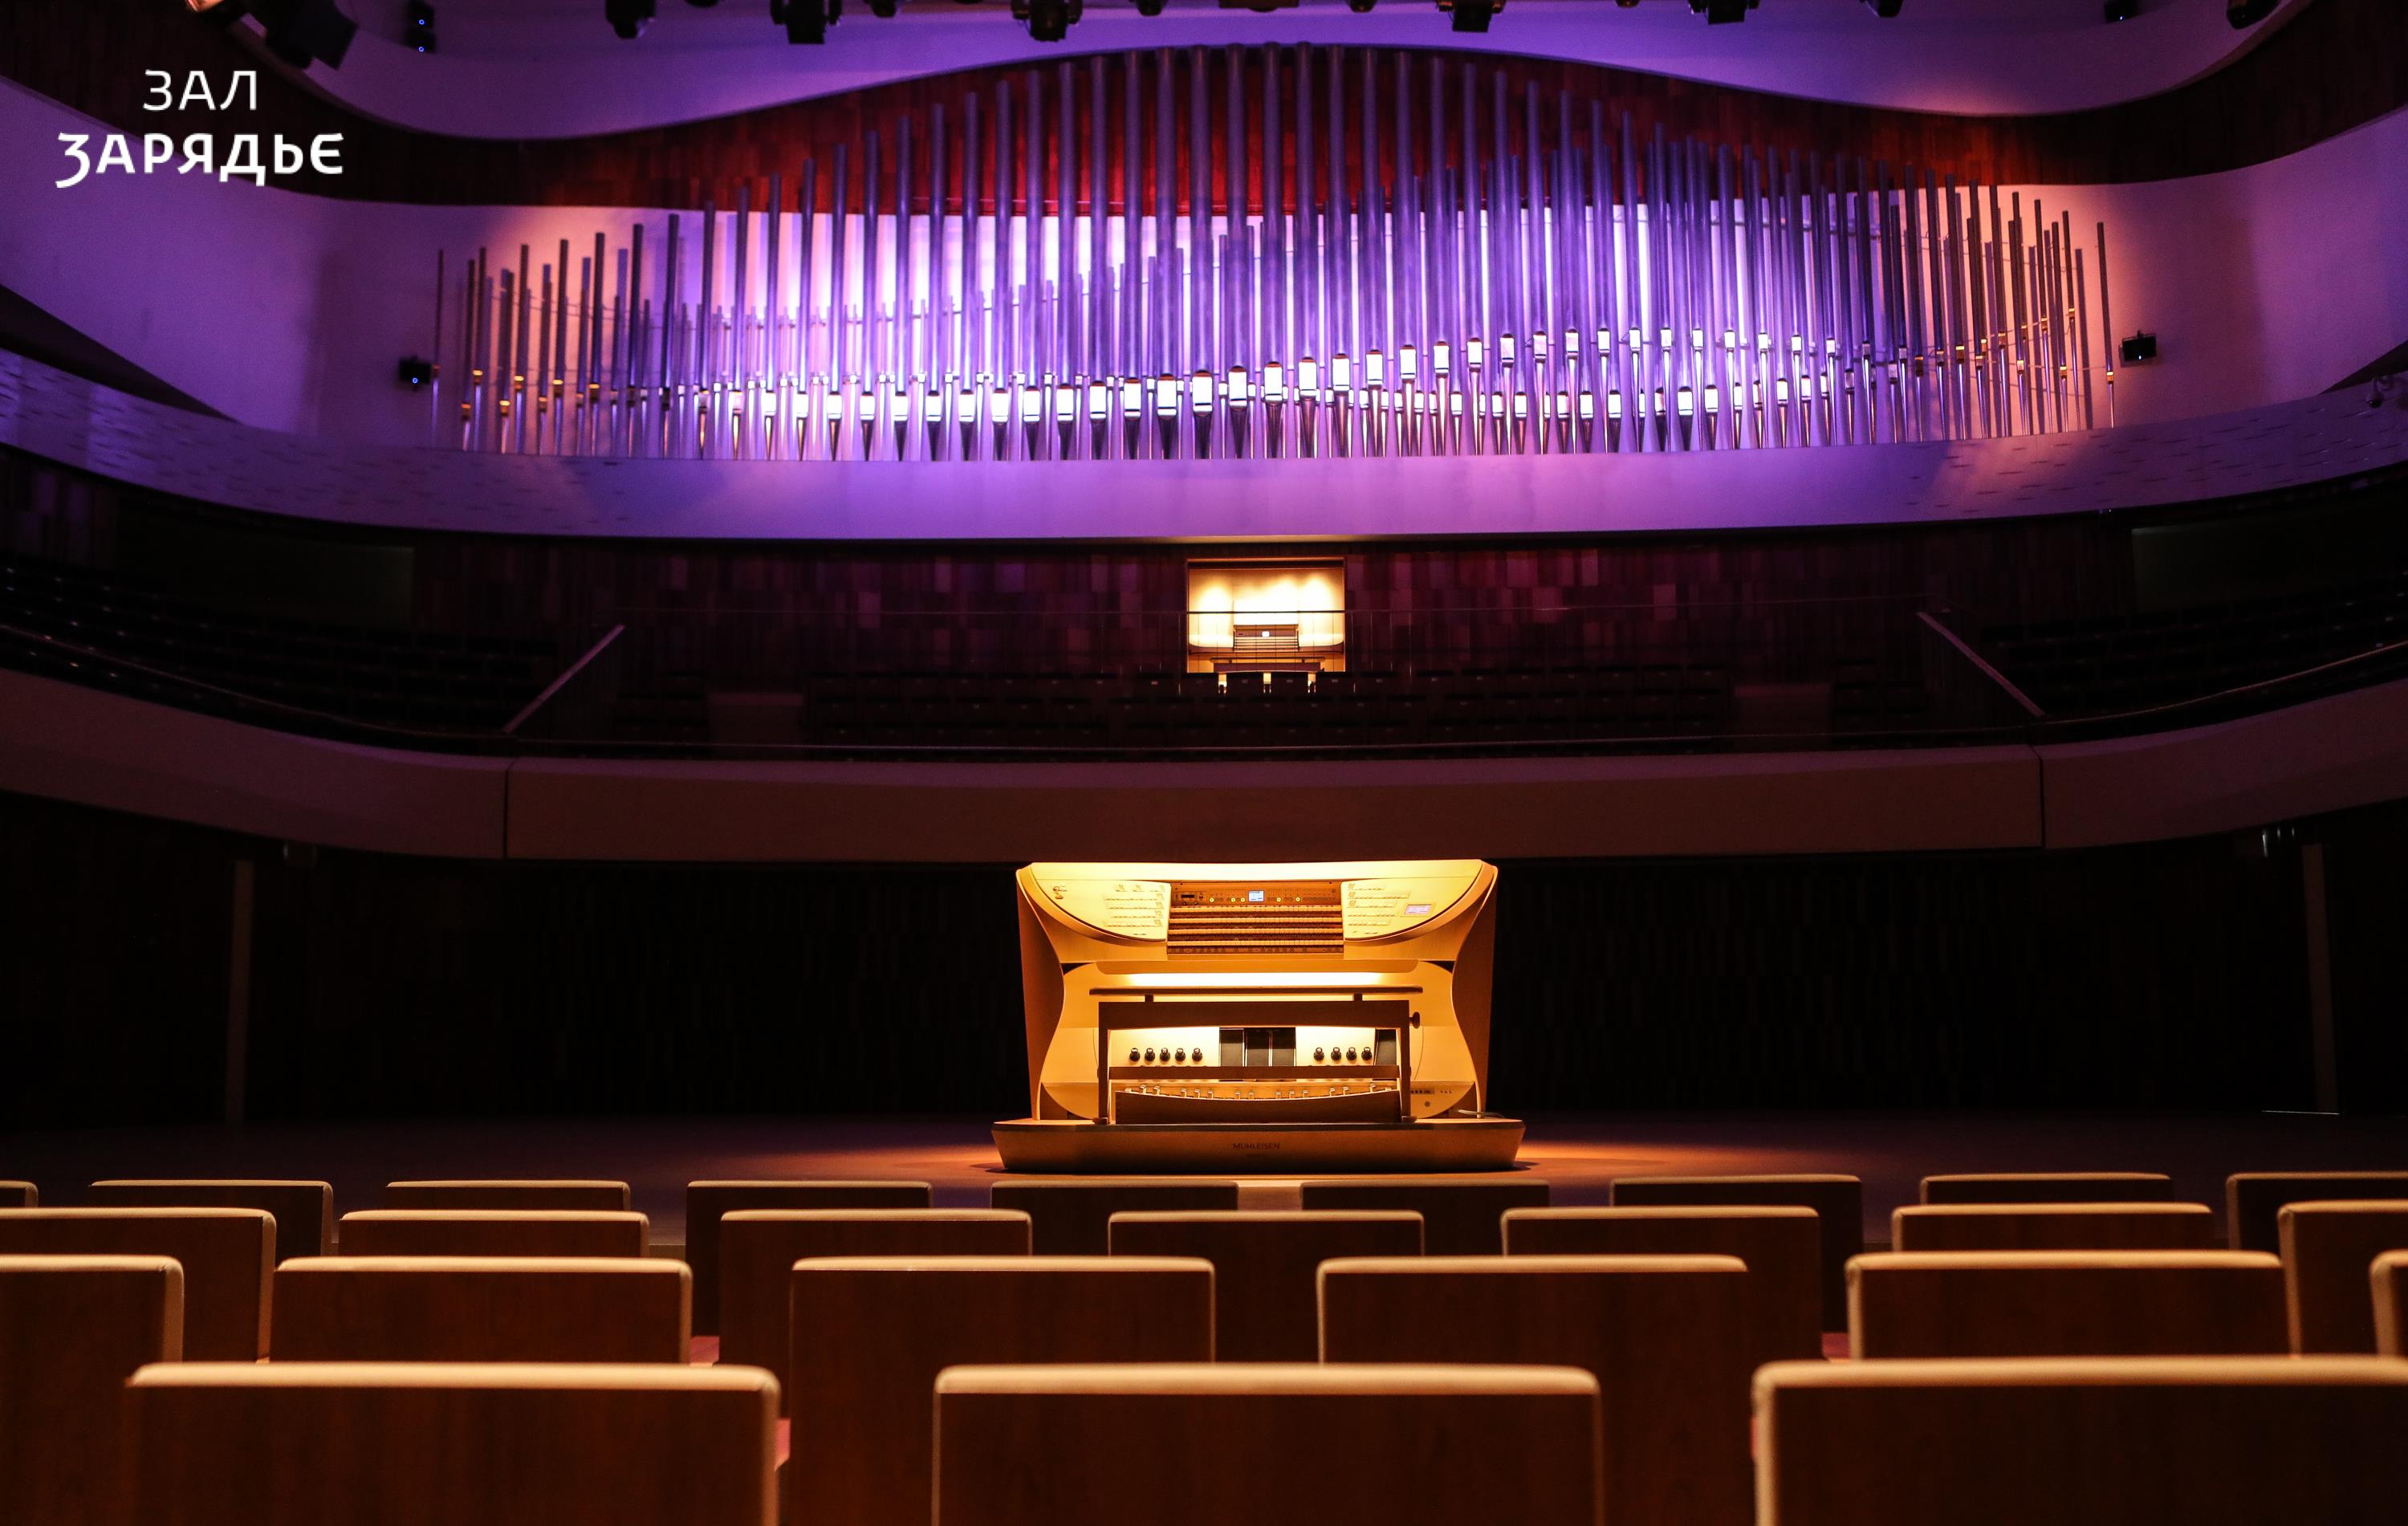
[1186,560,1346,678]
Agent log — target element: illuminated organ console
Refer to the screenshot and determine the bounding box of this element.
[993,861,1523,1172]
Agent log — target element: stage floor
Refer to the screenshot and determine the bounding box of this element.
[8,1110,2406,1244]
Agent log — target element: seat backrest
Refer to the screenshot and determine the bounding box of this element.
[0,1208,271,1359]
[382,1180,631,1212]
[1319,1254,1752,1526]
[2226,1172,2408,1255]
[933,1364,1602,1526]
[88,1180,334,1260]
[788,1255,1214,1526]
[1108,1210,1425,1361]
[986,1178,1239,1254]
[1892,1202,2215,1253]
[1504,1205,1822,1364]
[0,1180,35,1207]
[271,1256,689,1362]
[1849,1251,2286,1358]
[1755,1356,2408,1526]
[718,1208,1030,1408]
[0,1254,182,1526]
[2278,1202,2408,1353]
[129,1362,777,1526]
[339,1210,648,1259]
[2373,1251,2408,1357]
[1296,1176,1551,1255]
[685,1180,933,1334]
[1920,1173,2174,1205]
[1608,1174,1862,1329]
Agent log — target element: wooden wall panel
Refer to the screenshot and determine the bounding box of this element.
[2,0,2404,213]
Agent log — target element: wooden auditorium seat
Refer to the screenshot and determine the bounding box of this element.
[0,1208,272,1359]
[988,1178,1239,1254]
[788,1255,1214,1526]
[1892,1202,2216,1252]
[1296,1175,1551,1255]
[382,1179,632,1212]
[2277,1201,2408,1353]
[0,1180,35,1207]
[88,1179,334,1260]
[271,1257,689,1363]
[129,1362,778,1526]
[685,1178,933,1334]
[338,1210,648,1259]
[933,1364,1603,1526]
[0,1254,182,1526]
[1107,1210,1425,1361]
[1919,1172,2175,1204]
[718,1208,1030,1406]
[1608,1174,1863,1329]
[1503,1205,1822,1363]
[1319,1254,1753,1526]
[1755,1357,2408,1526]
[2374,1251,2408,1357]
[1848,1251,2287,1358]
[2227,1171,2408,1254]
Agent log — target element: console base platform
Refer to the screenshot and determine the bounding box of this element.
[990,1117,1525,1174]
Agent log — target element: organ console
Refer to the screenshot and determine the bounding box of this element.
[993,860,1524,1171]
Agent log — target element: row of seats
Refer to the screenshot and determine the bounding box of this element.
[10,1169,2408,1361]
[9,1169,2408,1522]
[7,1234,2408,1524]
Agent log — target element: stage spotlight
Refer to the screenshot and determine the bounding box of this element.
[2227,0,2277,25]
[405,1,436,52]
[250,0,357,68]
[1862,0,1903,15]
[606,0,656,39]
[186,0,245,15]
[1012,0,1079,42]
[1439,0,1500,35]
[2103,0,2140,18]
[1689,0,1757,22]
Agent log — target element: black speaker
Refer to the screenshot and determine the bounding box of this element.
[1446,0,1499,32]
[1863,0,1904,15]
[2104,0,2140,19]
[606,0,655,39]
[2227,0,2278,26]
[397,356,433,389]
[2118,333,2158,367]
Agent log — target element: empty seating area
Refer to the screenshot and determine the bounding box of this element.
[0,553,556,736]
[1979,567,2408,719]
[14,519,2408,755]
[5,1163,2405,1521]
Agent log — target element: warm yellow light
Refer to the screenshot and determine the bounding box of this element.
[1186,564,1344,650]
[1117,972,1388,989]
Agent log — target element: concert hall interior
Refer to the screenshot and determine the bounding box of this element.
[8,0,2408,1521]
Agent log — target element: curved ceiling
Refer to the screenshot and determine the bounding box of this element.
[315,0,2305,141]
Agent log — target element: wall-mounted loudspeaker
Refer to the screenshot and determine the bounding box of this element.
[2118,333,2159,367]
[2227,0,2278,26]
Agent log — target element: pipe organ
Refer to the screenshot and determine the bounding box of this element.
[432,45,2117,466]
[995,859,1523,1172]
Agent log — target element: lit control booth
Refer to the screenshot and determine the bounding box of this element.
[994,861,1523,1173]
